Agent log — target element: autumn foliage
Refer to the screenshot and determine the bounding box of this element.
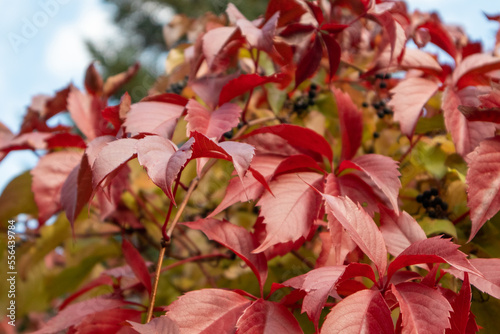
[3,0,500,333]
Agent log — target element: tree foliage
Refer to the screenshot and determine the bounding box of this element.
[2,0,500,333]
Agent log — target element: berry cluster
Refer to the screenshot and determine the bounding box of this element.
[167,77,188,94]
[375,72,391,89]
[293,83,318,114]
[416,188,448,218]
[362,99,393,119]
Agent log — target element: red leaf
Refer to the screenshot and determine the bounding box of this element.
[91,138,138,189]
[446,273,473,334]
[209,155,282,217]
[392,282,452,333]
[165,289,251,333]
[295,37,323,88]
[253,173,324,253]
[379,206,427,257]
[418,19,457,60]
[84,62,103,96]
[273,154,325,176]
[448,258,500,300]
[135,135,178,201]
[388,77,439,137]
[129,316,180,334]
[75,308,142,333]
[185,100,241,139]
[45,133,86,149]
[30,85,71,120]
[235,299,303,334]
[103,62,140,98]
[122,239,152,295]
[460,105,500,123]
[321,33,341,81]
[323,195,387,278]
[123,95,186,138]
[192,73,240,108]
[183,218,268,294]
[332,172,382,216]
[31,298,124,334]
[61,154,93,226]
[332,88,363,161]
[102,92,131,132]
[244,124,333,162]
[320,289,393,334]
[264,0,306,27]
[219,73,287,106]
[212,139,255,181]
[442,87,496,157]
[387,236,481,281]
[452,54,500,89]
[466,137,500,241]
[339,154,401,213]
[31,151,83,225]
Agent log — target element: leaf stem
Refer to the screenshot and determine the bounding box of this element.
[398,134,424,163]
[452,210,470,225]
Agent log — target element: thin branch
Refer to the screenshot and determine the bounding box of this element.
[398,134,424,163]
[452,210,470,225]
[291,250,315,269]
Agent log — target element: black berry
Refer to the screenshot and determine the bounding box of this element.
[375,73,385,79]
[383,108,393,115]
[379,81,387,89]
[377,111,385,119]
[423,190,431,199]
[373,132,380,138]
[440,202,448,211]
[416,194,423,203]
[362,102,369,108]
[384,73,392,79]
[430,188,439,196]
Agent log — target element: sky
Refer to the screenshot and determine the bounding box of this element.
[0,0,499,192]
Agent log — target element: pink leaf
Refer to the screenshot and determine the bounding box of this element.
[244,124,333,162]
[442,87,496,157]
[165,289,251,333]
[273,154,326,177]
[295,37,323,88]
[446,273,473,334]
[466,136,500,241]
[202,26,239,69]
[135,135,178,201]
[392,282,452,334]
[183,218,268,294]
[218,73,287,106]
[191,73,239,110]
[68,86,101,140]
[283,263,375,326]
[31,298,124,334]
[323,195,387,279]
[61,154,93,226]
[253,173,324,253]
[235,10,279,52]
[235,299,303,334]
[448,258,500,300]
[91,138,138,189]
[320,289,393,334]
[387,236,481,281]
[185,100,241,140]
[31,151,83,225]
[452,54,500,89]
[379,206,427,257]
[339,154,401,213]
[368,6,406,62]
[332,88,363,161]
[129,316,180,334]
[388,77,439,137]
[332,172,382,216]
[122,239,152,295]
[209,155,282,217]
[123,95,186,138]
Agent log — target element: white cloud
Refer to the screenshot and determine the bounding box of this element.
[43,0,120,82]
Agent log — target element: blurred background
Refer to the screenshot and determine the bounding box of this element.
[0,0,498,192]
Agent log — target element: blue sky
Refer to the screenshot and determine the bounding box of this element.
[0,0,499,192]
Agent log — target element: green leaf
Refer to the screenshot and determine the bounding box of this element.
[415,142,448,179]
[419,217,457,239]
[0,171,38,226]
